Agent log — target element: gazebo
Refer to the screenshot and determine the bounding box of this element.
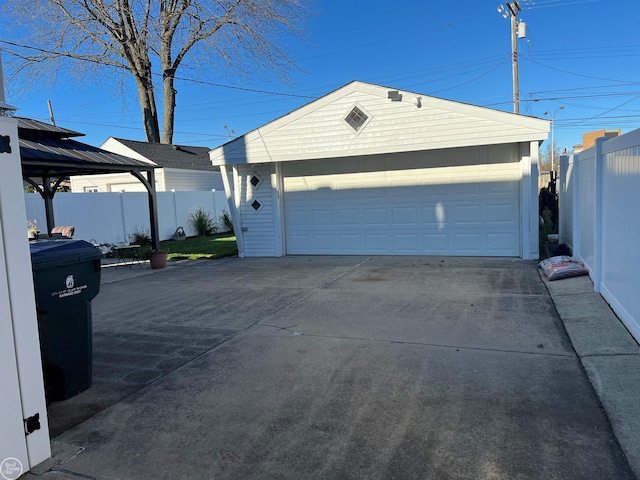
[17,118,162,250]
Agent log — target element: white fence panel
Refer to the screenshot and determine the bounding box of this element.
[600,133,640,341]
[558,155,574,249]
[559,128,640,343]
[24,191,229,245]
[575,150,597,273]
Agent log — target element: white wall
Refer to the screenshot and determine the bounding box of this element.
[559,128,640,342]
[25,190,229,245]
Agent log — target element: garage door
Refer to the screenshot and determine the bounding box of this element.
[283,155,521,256]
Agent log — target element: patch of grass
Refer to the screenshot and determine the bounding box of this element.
[131,233,238,261]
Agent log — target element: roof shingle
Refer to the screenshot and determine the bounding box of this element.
[114,138,215,171]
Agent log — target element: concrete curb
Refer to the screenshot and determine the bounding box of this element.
[542,271,640,479]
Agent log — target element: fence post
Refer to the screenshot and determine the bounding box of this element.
[593,137,605,293]
[558,154,568,245]
[571,154,580,259]
[120,191,127,244]
[172,190,178,228]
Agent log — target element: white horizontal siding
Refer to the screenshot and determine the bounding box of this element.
[211,82,549,165]
[163,168,224,191]
[70,170,165,192]
[236,164,278,256]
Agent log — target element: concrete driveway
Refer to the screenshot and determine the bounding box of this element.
[34,256,634,479]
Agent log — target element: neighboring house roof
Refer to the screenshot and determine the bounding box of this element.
[106,138,216,171]
[210,80,550,166]
[17,118,156,177]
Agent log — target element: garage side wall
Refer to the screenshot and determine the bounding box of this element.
[235,163,281,257]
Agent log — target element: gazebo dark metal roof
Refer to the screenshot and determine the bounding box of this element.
[18,117,162,250]
[18,118,155,177]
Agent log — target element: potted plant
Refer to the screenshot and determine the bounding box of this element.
[27,219,40,240]
[149,249,168,269]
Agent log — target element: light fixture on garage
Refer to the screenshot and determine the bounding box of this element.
[414,96,422,108]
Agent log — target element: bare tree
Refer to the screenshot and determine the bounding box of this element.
[4,0,311,143]
[539,143,565,173]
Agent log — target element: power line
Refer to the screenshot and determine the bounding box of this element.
[0,39,316,100]
[522,55,637,84]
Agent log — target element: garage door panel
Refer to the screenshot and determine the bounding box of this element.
[486,203,518,223]
[454,233,483,252]
[423,233,450,252]
[488,232,518,253]
[337,209,361,226]
[364,208,389,225]
[313,234,334,251]
[453,204,482,224]
[393,234,419,253]
[284,159,520,256]
[392,207,419,226]
[365,234,391,251]
[312,209,334,225]
[487,180,518,194]
[338,234,362,251]
[287,209,310,226]
[337,185,364,200]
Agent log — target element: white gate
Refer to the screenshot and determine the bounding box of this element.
[0,116,51,474]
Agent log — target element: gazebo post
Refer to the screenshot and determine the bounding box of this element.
[42,177,56,235]
[131,169,160,251]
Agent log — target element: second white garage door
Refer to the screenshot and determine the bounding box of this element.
[283,152,521,256]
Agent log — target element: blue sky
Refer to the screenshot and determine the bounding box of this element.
[2,0,639,153]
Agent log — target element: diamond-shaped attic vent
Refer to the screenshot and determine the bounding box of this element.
[251,199,262,211]
[345,106,368,132]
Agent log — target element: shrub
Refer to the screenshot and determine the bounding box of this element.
[220,209,233,232]
[130,227,152,246]
[539,207,553,246]
[189,207,218,236]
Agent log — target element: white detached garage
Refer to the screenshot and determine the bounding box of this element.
[210,81,549,259]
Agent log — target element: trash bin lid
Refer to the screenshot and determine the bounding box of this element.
[30,239,102,269]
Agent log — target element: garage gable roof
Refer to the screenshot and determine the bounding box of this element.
[210,81,550,166]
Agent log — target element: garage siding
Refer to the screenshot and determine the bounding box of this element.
[236,164,279,257]
[212,88,544,165]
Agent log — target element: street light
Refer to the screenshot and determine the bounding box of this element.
[544,106,565,173]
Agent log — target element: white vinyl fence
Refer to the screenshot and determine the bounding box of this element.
[559,128,640,342]
[24,190,230,245]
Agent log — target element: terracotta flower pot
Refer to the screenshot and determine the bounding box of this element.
[149,250,168,269]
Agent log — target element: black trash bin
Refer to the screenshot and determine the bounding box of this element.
[30,239,102,402]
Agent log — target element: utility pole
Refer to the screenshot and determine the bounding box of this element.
[47,99,56,126]
[497,1,525,114]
